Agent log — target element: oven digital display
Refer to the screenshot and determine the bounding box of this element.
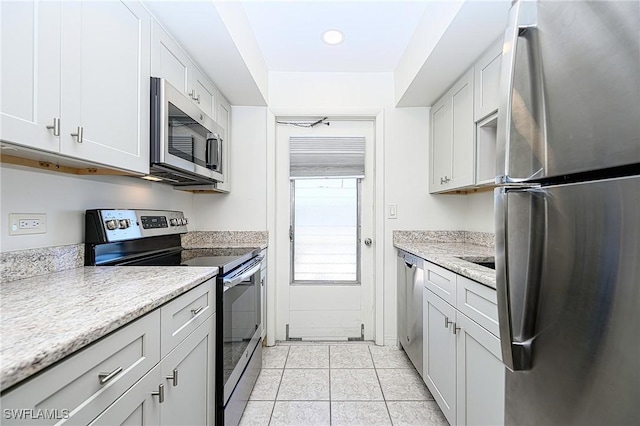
[140,216,168,229]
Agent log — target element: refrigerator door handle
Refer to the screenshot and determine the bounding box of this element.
[496,0,540,185]
[495,187,544,371]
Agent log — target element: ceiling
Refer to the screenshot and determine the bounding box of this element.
[145,0,510,106]
[242,1,430,73]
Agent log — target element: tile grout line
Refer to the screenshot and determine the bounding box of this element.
[268,345,290,426]
[369,345,395,426]
[328,345,332,426]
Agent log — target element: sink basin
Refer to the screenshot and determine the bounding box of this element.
[471,261,495,270]
[456,256,495,270]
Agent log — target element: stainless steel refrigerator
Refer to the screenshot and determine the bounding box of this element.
[495,1,640,424]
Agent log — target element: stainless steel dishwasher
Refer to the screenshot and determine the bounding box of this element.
[397,250,424,377]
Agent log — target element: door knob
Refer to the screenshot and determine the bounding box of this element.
[364,238,372,246]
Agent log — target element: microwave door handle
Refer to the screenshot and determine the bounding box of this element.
[205,135,213,168]
[217,135,222,172]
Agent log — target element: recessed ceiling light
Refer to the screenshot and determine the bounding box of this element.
[322,29,344,45]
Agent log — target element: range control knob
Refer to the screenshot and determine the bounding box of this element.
[105,220,118,230]
[169,218,179,227]
[183,217,189,225]
[118,219,130,229]
[178,218,185,226]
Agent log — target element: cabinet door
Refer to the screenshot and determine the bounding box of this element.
[215,92,231,192]
[423,288,457,425]
[474,38,503,122]
[456,312,505,426]
[60,0,150,174]
[151,19,192,95]
[192,68,217,119]
[89,365,161,426]
[0,0,60,152]
[450,69,475,189]
[429,97,452,192]
[161,314,216,426]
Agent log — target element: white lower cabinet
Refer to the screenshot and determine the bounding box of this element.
[1,280,216,426]
[423,288,457,424]
[160,313,216,426]
[89,365,161,426]
[423,275,505,425]
[456,312,504,426]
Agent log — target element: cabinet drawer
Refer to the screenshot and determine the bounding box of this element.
[160,278,215,357]
[424,261,456,306]
[0,310,160,426]
[456,275,499,336]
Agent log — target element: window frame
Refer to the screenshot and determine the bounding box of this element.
[289,177,362,285]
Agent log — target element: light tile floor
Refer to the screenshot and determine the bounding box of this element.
[239,342,449,426]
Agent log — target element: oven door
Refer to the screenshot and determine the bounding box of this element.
[150,77,224,182]
[221,257,263,404]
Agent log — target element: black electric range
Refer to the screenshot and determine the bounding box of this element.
[85,209,263,426]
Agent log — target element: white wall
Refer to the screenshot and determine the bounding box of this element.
[194,106,268,230]
[465,190,495,232]
[0,165,194,252]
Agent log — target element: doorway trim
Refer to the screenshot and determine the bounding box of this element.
[266,108,385,346]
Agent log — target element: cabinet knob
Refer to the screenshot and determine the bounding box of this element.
[46,118,60,136]
[70,126,83,143]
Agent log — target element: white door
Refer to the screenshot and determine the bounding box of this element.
[276,119,375,341]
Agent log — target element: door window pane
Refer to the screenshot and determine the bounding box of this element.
[293,178,359,282]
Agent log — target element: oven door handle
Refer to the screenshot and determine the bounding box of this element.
[223,258,263,288]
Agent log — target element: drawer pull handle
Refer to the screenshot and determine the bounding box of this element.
[191,306,204,316]
[152,384,165,403]
[166,368,179,387]
[98,366,123,385]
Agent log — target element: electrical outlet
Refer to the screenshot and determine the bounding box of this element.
[9,213,47,235]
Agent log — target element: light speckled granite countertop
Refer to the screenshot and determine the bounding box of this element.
[0,266,217,391]
[394,232,496,289]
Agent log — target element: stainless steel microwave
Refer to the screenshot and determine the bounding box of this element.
[150,77,224,185]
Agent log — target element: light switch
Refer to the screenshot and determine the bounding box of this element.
[388,204,397,219]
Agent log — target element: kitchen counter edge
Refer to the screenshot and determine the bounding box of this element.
[394,241,496,289]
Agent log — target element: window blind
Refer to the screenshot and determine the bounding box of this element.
[289,136,365,178]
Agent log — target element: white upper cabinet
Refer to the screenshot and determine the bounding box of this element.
[214,92,231,192]
[151,20,217,120]
[1,0,151,175]
[60,1,150,173]
[151,19,192,95]
[1,1,61,153]
[430,69,475,193]
[474,38,503,122]
[192,68,217,120]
